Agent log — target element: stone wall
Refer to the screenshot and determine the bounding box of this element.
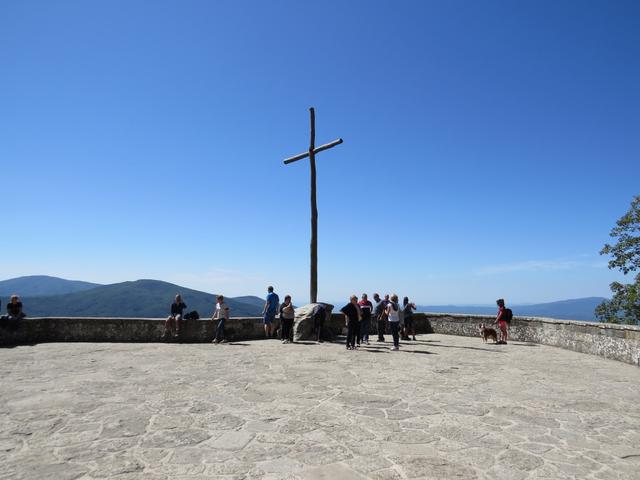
[1,313,639,366]
[0,317,267,344]
[422,313,640,366]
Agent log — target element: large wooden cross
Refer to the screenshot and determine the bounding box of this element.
[283,107,343,303]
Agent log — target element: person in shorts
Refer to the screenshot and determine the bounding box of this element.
[493,298,509,344]
[262,286,279,338]
[164,294,187,339]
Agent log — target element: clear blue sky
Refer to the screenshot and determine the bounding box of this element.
[1,0,638,304]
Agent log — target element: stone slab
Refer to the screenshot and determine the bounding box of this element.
[1,335,640,479]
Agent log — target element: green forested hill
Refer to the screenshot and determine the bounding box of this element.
[9,279,264,318]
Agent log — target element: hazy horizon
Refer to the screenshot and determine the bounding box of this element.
[0,274,608,307]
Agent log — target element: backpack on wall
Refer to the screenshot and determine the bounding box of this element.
[184,311,200,321]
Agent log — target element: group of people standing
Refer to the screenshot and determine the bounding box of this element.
[163,287,419,349]
[3,289,511,350]
[163,286,294,344]
[340,293,416,351]
[162,287,512,350]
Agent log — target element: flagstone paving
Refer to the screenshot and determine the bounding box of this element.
[1,335,639,480]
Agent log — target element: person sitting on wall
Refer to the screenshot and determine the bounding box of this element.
[163,294,187,339]
[2,295,25,331]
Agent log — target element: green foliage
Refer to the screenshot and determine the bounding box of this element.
[597,196,640,325]
[595,279,640,325]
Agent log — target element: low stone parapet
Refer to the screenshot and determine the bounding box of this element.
[0,317,266,344]
[424,312,640,366]
[1,313,638,366]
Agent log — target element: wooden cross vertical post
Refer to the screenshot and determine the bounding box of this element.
[283,107,343,303]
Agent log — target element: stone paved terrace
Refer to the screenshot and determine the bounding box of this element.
[1,335,639,480]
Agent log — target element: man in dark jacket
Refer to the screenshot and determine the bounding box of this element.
[373,293,388,342]
[164,294,187,339]
[341,295,361,350]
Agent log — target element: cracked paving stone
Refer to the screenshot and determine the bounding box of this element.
[299,463,368,480]
[140,429,211,448]
[204,430,254,450]
[496,448,544,472]
[391,455,478,479]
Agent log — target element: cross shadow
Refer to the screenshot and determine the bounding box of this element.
[510,342,539,347]
[427,343,506,353]
[227,342,250,346]
[347,344,439,355]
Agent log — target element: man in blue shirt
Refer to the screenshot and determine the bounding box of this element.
[262,286,279,338]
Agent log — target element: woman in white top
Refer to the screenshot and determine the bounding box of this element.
[212,295,230,344]
[385,294,401,350]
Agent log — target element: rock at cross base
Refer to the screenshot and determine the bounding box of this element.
[293,303,334,341]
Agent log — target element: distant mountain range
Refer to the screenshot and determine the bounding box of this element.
[0,275,100,297]
[0,276,605,321]
[0,276,264,318]
[418,297,607,321]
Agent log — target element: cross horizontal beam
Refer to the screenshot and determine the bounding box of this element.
[283,138,343,165]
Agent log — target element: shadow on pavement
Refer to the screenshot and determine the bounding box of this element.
[401,349,437,355]
[427,343,506,353]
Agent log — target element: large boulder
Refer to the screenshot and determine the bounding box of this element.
[292,303,334,341]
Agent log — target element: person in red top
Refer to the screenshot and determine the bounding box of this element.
[358,293,373,345]
[493,298,508,344]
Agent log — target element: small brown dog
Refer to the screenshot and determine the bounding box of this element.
[478,323,498,343]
